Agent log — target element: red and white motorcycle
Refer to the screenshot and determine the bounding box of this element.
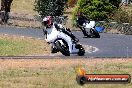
[42,16,85,56]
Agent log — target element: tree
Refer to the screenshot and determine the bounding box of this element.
[73,0,118,21]
[67,0,78,7]
[1,0,13,12]
[34,0,68,16]
[109,0,121,8]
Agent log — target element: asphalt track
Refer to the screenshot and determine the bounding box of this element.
[0,25,132,58]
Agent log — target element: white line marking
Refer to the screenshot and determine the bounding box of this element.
[82,44,99,53]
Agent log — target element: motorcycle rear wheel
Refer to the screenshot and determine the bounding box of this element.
[90,29,100,38]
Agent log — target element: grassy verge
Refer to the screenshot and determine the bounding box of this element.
[0,59,132,88]
[0,34,50,56]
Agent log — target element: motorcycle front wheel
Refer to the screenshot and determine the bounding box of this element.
[55,39,70,56]
[76,44,85,56]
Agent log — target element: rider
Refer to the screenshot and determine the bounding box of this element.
[42,16,57,53]
[76,11,91,37]
[42,16,78,53]
[76,11,89,27]
[43,16,79,42]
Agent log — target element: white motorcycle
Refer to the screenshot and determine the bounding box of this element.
[42,16,85,56]
[76,15,100,38]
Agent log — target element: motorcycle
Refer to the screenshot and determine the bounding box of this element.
[42,16,85,56]
[76,15,100,38]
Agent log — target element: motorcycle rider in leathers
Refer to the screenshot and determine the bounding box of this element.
[43,16,78,53]
[76,11,91,37]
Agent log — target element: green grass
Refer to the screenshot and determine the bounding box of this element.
[0,38,29,56]
[0,35,50,56]
[0,59,132,88]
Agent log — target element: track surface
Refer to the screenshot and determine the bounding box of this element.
[0,25,132,58]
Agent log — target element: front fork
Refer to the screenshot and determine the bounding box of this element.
[69,42,80,54]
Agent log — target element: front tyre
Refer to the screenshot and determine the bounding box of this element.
[90,29,100,38]
[76,44,85,56]
[55,40,70,56]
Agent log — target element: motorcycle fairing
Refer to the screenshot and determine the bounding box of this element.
[84,21,95,29]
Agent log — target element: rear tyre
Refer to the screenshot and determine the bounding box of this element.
[55,40,70,56]
[90,29,100,38]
